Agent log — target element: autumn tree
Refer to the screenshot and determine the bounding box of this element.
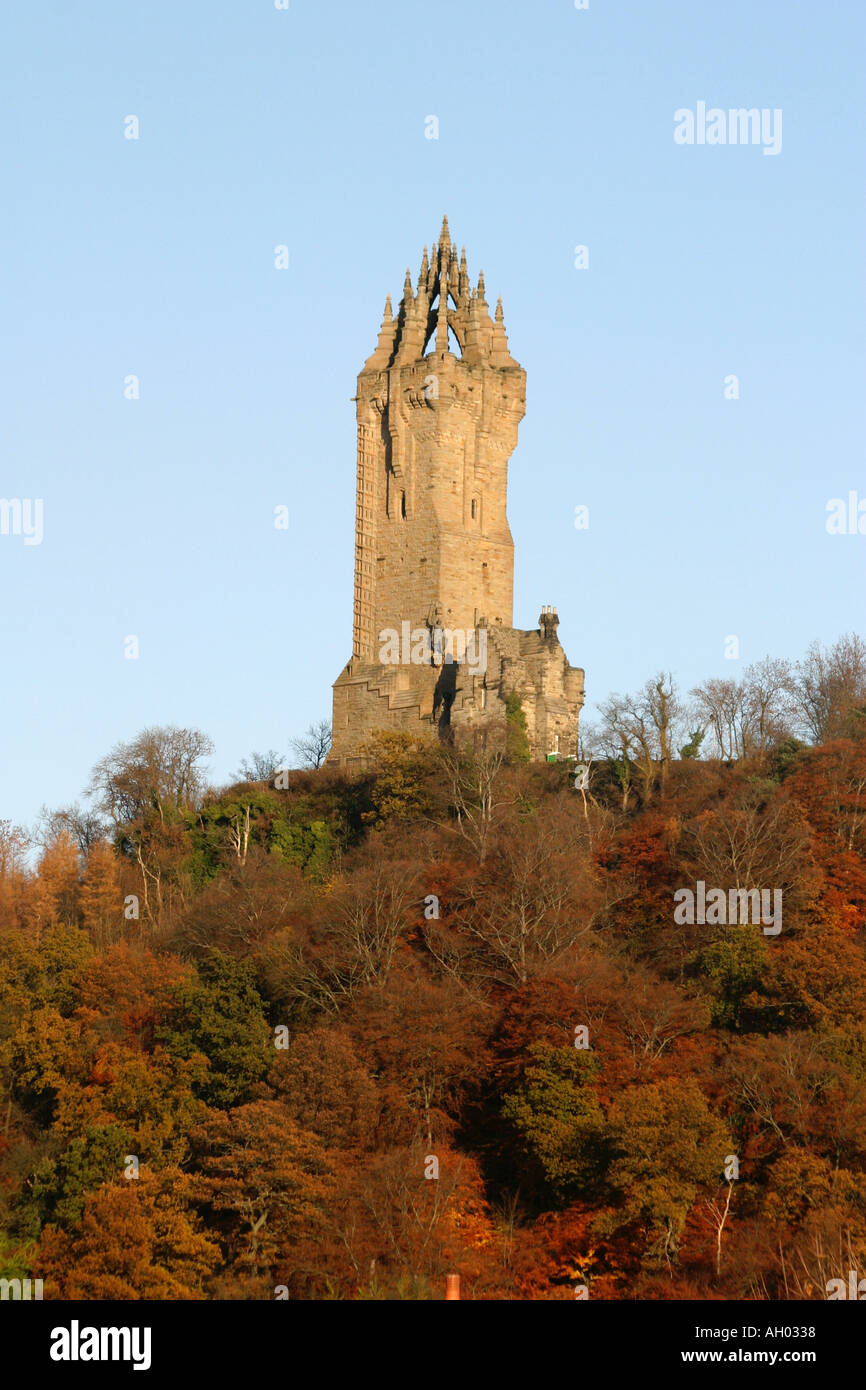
[681,784,815,915]
[691,658,794,761]
[502,1042,606,1203]
[291,720,333,770]
[235,749,286,782]
[0,821,30,927]
[602,1077,732,1270]
[79,840,123,948]
[260,859,418,1016]
[598,674,683,803]
[88,725,213,830]
[17,1035,208,1171]
[14,1121,133,1238]
[439,724,513,864]
[268,1027,380,1150]
[724,1033,866,1171]
[75,941,192,1050]
[690,677,741,762]
[190,1101,332,1285]
[38,1170,221,1299]
[156,952,270,1108]
[793,633,866,743]
[333,1144,486,1298]
[443,813,608,986]
[344,972,486,1147]
[85,726,213,932]
[645,673,680,794]
[38,803,108,858]
[25,832,80,938]
[786,739,866,927]
[689,926,771,1030]
[176,847,302,959]
[740,656,796,752]
[360,730,441,829]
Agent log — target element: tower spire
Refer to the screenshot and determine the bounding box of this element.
[363,291,398,369]
[490,293,516,367]
[436,255,450,352]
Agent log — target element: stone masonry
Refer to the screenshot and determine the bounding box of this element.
[328,217,585,766]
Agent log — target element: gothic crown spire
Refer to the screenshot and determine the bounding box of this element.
[363,216,519,371]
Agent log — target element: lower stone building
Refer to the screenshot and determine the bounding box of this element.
[331,607,584,767]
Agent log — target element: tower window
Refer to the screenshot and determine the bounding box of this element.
[401,491,406,519]
[471,499,476,519]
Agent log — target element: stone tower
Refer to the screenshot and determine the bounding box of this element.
[329,217,585,765]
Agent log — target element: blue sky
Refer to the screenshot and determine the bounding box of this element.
[1,0,863,829]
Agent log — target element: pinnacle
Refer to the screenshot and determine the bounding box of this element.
[439,213,451,248]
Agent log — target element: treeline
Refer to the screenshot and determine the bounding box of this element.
[588,632,866,804]
[0,634,865,1299]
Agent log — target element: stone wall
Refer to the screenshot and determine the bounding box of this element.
[329,614,585,766]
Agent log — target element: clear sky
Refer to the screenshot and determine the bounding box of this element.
[1,0,863,829]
